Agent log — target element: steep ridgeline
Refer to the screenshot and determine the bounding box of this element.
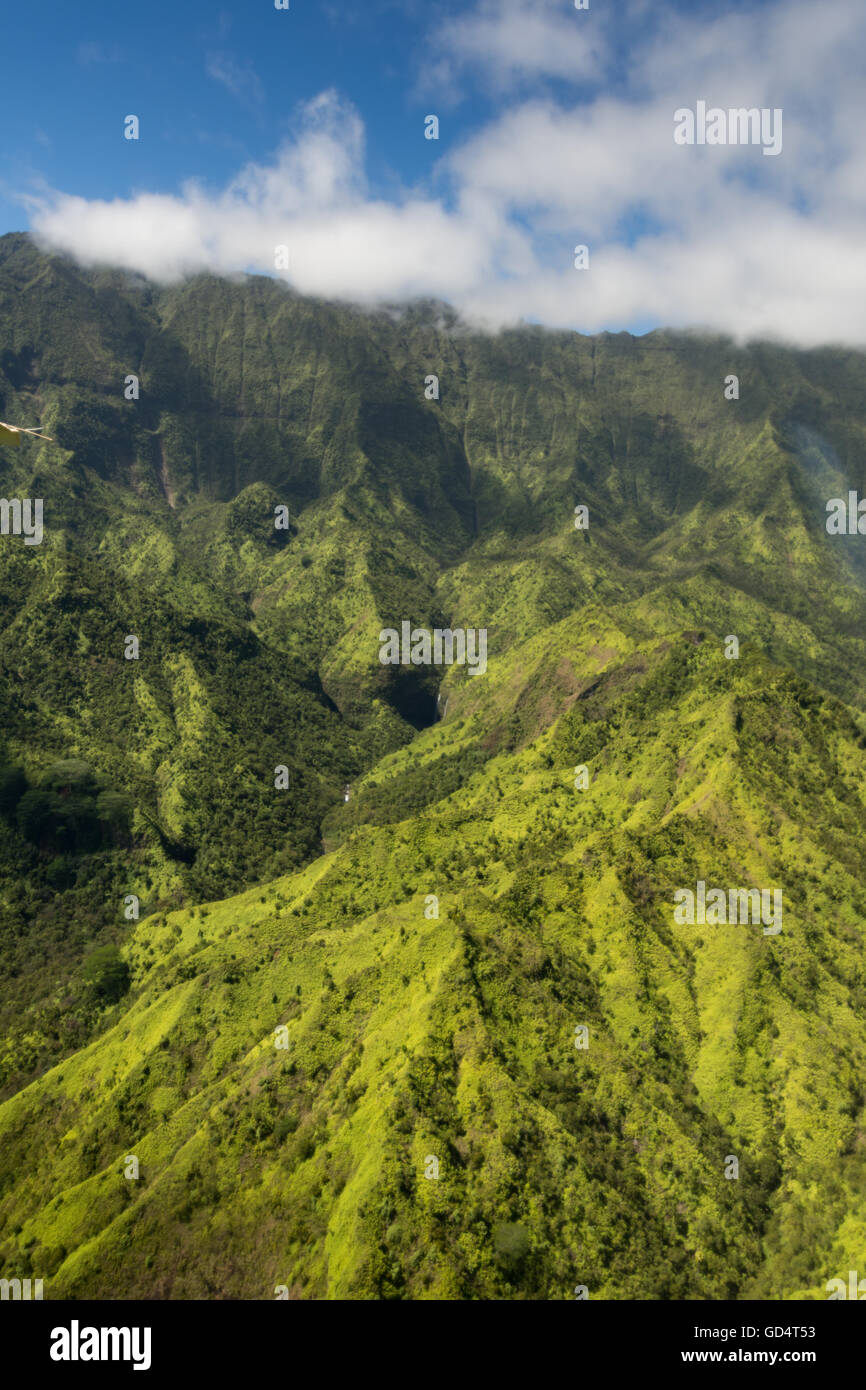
[0,232,865,1298]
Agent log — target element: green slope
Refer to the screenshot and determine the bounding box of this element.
[1,234,866,1298]
[1,632,865,1298]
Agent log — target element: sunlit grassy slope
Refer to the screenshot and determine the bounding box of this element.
[1,625,865,1299]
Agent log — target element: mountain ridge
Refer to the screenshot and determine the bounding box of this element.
[1,232,865,1298]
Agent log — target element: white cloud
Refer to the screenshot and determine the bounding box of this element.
[205,52,264,107]
[419,0,610,99]
[26,1,866,346]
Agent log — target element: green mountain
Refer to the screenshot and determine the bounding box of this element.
[0,231,865,1299]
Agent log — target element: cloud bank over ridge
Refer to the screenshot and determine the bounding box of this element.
[26,0,866,345]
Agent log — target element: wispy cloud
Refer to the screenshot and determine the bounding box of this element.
[205,52,264,108]
[76,41,124,66]
[419,0,610,100]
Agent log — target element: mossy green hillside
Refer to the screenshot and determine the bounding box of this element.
[3,234,866,1297]
[1,631,864,1299]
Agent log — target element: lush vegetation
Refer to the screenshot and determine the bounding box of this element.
[0,232,865,1298]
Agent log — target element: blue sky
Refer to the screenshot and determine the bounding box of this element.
[1,0,725,223]
[2,0,864,343]
[1,0,493,229]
